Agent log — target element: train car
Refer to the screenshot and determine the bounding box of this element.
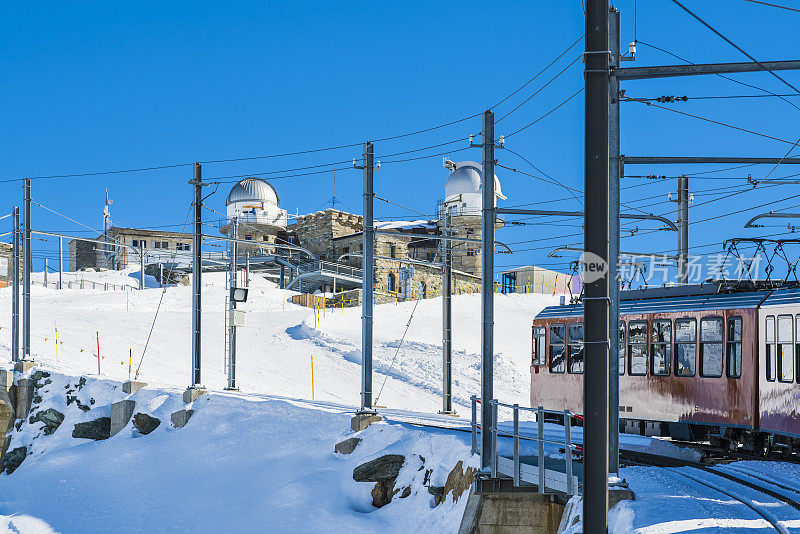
[531,282,800,454]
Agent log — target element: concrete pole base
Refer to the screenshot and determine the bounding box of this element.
[351,413,382,432]
[223,387,240,392]
[14,360,38,373]
[110,400,135,437]
[182,387,207,403]
[170,409,194,428]
[438,410,459,417]
[122,380,147,394]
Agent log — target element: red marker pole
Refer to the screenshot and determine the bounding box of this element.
[96,331,101,375]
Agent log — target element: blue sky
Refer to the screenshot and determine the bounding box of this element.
[3,1,799,283]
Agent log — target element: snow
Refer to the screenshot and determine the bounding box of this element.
[2,269,798,533]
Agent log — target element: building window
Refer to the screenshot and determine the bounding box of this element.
[262,236,269,242]
[132,239,146,248]
[388,272,397,293]
[132,239,139,248]
[245,235,253,241]
[675,318,697,377]
[176,243,190,251]
[153,241,169,249]
[548,324,565,373]
[390,244,398,259]
[651,319,671,376]
[466,248,476,257]
[426,252,435,262]
[567,323,584,374]
[420,281,427,299]
[466,228,474,235]
[628,320,647,376]
[532,327,546,366]
[727,316,742,378]
[700,317,724,378]
[778,314,794,382]
[766,315,776,381]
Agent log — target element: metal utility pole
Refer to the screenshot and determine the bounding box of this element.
[44,259,48,287]
[360,142,376,413]
[12,207,19,362]
[608,5,621,475]
[227,217,238,390]
[22,179,32,361]
[677,175,689,285]
[245,251,250,287]
[58,237,63,289]
[139,250,145,290]
[480,109,496,470]
[441,212,454,414]
[190,162,203,388]
[584,0,610,530]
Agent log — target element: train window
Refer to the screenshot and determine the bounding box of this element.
[675,318,697,377]
[700,317,724,378]
[797,315,800,384]
[726,316,742,378]
[628,321,648,376]
[766,315,776,382]
[778,315,794,383]
[619,322,626,376]
[549,324,565,374]
[651,319,671,376]
[568,323,584,374]
[532,327,546,366]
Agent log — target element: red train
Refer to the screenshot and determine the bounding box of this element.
[531,282,800,455]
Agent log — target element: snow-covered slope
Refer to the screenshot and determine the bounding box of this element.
[0,269,559,412]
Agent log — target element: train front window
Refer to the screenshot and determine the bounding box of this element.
[651,319,671,376]
[549,324,565,374]
[726,316,742,379]
[675,318,697,377]
[628,320,648,376]
[568,323,584,374]
[700,317,724,378]
[532,327,546,366]
[778,315,794,383]
[619,322,626,376]
[796,315,800,384]
[766,315,775,382]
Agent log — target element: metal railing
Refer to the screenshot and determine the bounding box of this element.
[470,396,580,495]
[297,260,362,279]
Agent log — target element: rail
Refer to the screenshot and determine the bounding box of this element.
[470,396,580,495]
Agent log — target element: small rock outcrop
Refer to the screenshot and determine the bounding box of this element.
[353,454,405,508]
[32,408,65,435]
[132,413,160,435]
[443,460,477,503]
[72,417,111,440]
[3,446,27,474]
[334,437,361,455]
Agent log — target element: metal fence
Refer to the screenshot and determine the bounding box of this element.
[470,396,580,495]
[35,279,138,291]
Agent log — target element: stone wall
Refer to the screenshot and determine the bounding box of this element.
[291,209,363,260]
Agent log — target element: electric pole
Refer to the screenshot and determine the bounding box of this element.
[360,141,376,413]
[227,217,238,390]
[584,0,611,531]
[189,162,204,393]
[480,109,496,470]
[22,179,32,362]
[11,207,19,362]
[608,5,621,476]
[677,175,689,285]
[441,211,454,414]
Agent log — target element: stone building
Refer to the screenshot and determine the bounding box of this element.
[69,227,193,271]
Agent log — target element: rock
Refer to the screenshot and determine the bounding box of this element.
[72,417,111,440]
[400,486,411,499]
[353,455,405,482]
[32,395,42,405]
[371,479,400,508]
[428,485,445,506]
[334,437,361,455]
[31,370,50,383]
[33,408,65,436]
[43,379,52,385]
[132,413,160,435]
[442,460,476,503]
[77,377,87,390]
[3,446,26,474]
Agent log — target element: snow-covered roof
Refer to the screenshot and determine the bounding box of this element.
[375,220,437,231]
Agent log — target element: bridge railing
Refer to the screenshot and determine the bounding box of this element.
[470,395,579,495]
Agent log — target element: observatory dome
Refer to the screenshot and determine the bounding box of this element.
[226,177,280,207]
[443,161,504,202]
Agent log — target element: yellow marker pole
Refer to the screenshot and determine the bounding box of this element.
[129,348,132,380]
[310,354,315,400]
[54,321,59,362]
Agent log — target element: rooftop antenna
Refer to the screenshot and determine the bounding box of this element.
[103,189,113,267]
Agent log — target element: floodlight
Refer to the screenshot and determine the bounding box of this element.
[230,287,249,303]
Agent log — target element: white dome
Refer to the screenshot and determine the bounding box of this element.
[444,161,504,200]
[226,177,280,206]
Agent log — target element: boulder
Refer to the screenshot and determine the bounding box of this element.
[428,485,445,506]
[72,417,111,440]
[353,454,405,482]
[442,460,477,503]
[3,446,26,474]
[400,486,412,499]
[353,455,405,509]
[334,437,361,455]
[33,408,64,435]
[133,413,161,435]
